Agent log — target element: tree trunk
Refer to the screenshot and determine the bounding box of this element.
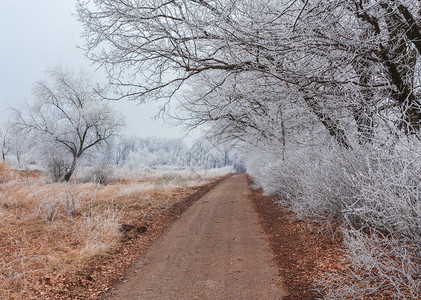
[351,57,375,144]
[303,94,351,149]
[64,156,78,182]
[279,104,286,161]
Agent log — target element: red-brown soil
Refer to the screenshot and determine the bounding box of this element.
[248,176,345,299]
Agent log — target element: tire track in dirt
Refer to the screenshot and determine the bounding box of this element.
[103,174,284,299]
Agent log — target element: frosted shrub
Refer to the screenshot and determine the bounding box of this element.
[64,187,79,216]
[247,143,362,220]
[294,143,421,297]
[78,165,115,184]
[260,159,297,197]
[320,228,420,299]
[350,156,421,250]
[247,146,302,200]
[44,155,68,182]
[271,140,421,236]
[40,198,60,223]
[89,164,115,185]
[295,147,366,223]
[248,136,421,297]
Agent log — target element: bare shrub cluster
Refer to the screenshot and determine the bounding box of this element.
[77,164,116,185]
[320,228,420,299]
[248,138,421,298]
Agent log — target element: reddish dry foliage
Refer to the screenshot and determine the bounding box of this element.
[247,176,347,300]
[22,174,231,300]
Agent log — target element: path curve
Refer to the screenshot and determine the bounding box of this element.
[104,174,284,299]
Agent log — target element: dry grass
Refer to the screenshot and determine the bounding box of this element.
[0,165,229,299]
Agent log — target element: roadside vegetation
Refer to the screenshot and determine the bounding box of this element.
[248,140,421,299]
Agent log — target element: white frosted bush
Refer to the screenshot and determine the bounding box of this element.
[247,136,421,297]
[246,144,302,200]
[320,228,420,299]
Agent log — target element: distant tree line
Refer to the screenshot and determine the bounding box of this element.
[89,135,242,171]
[0,121,239,180]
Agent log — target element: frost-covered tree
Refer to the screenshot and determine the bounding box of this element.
[0,123,12,162]
[12,67,125,181]
[126,137,188,167]
[113,136,137,166]
[86,135,137,167]
[186,138,233,169]
[77,0,421,147]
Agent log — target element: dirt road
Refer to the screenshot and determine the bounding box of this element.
[104,174,284,300]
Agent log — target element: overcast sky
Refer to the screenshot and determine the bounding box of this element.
[0,0,198,142]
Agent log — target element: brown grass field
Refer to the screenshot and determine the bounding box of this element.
[0,162,229,299]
